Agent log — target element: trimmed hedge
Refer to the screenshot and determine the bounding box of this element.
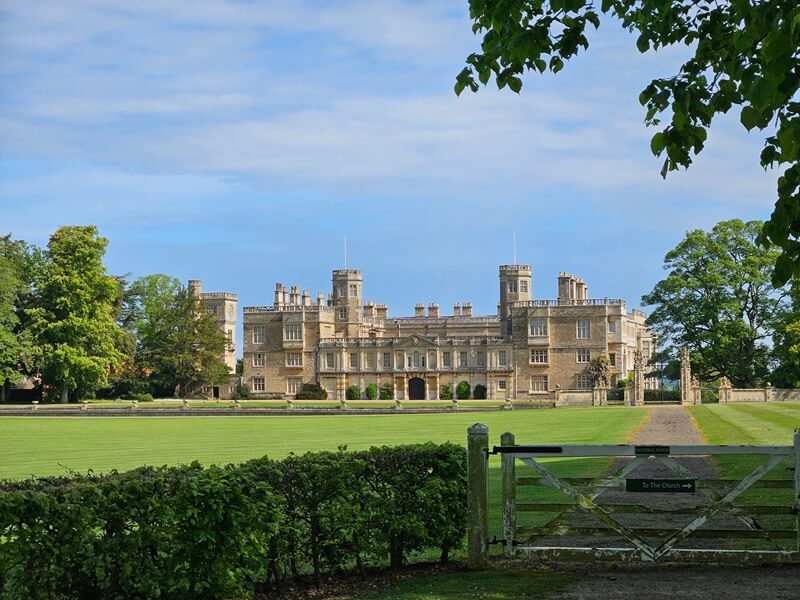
[379,383,393,400]
[365,383,378,400]
[439,382,453,400]
[345,384,361,400]
[295,383,327,400]
[0,443,467,599]
[455,380,471,400]
[472,384,487,400]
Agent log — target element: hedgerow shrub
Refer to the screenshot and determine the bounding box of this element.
[473,384,487,399]
[365,383,378,400]
[0,444,467,597]
[439,382,453,400]
[346,385,361,400]
[456,380,471,400]
[295,383,327,400]
[379,383,393,400]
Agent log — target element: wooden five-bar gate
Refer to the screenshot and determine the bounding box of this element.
[466,424,800,568]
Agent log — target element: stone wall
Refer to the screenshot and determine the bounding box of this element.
[555,390,593,407]
[772,388,800,402]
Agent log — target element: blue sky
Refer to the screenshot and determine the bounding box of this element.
[0,0,779,320]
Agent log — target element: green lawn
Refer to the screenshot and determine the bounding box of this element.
[688,402,800,550]
[347,565,571,600]
[0,407,647,481]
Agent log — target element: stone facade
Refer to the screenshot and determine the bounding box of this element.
[241,265,656,400]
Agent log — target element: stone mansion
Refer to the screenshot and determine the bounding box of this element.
[202,264,656,400]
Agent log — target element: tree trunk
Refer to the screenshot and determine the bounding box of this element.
[61,387,69,404]
[0,382,6,403]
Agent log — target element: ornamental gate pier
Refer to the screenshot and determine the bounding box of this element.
[466,424,800,568]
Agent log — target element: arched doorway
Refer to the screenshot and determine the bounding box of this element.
[408,377,426,400]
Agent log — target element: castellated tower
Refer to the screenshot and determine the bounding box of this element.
[498,264,532,335]
[188,279,238,373]
[332,269,363,337]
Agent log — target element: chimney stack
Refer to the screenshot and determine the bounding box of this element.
[302,290,311,306]
[462,302,473,317]
[427,303,439,318]
[376,304,388,319]
[415,303,425,318]
[317,292,325,306]
[274,283,283,306]
[453,302,461,317]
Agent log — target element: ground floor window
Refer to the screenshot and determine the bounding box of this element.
[530,375,548,392]
[287,377,302,395]
[497,379,507,390]
[576,373,592,389]
[252,377,265,392]
[323,378,335,394]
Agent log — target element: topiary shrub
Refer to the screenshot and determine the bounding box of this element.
[295,383,327,400]
[346,385,361,400]
[473,384,487,399]
[379,383,393,400]
[365,383,378,400]
[439,382,453,400]
[125,392,153,402]
[456,380,471,400]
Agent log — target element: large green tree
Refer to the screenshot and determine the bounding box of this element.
[456,1,800,284]
[769,281,800,387]
[642,219,784,387]
[130,275,229,397]
[0,235,46,401]
[0,245,26,399]
[27,226,124,402]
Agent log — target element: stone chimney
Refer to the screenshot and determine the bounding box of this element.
[274,283,283,306]
[282,288,289,305]
[376,304,388,319]
[428,303,439,318]
[415,303,425,317]
[462,302,473,317]
[363,301,376,319]
[317,292,325,306]
[289,285,299,305]
[188,280,202,298]
[558,273,576,302]
[302,290,311,306]
[453,302,461,317]
[575,278,588,301]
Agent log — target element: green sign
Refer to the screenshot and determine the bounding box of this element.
[626,478,695,493]
[634,445,670,455]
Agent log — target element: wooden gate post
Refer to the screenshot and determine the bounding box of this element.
[794,430,800,550]
[501,431,516,558]
[467,423,489,569]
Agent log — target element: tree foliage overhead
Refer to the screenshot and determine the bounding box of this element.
[26,226,123,401]
[642,219,784,387]
[456,1,800,284]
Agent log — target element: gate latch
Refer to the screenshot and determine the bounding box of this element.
[487,535,522,548]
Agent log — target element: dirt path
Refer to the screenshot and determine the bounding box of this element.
[549,564,800,600]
